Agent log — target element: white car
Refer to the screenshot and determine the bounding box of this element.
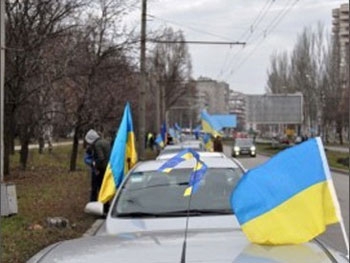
[28,157,348,262]
[156,151,228,160]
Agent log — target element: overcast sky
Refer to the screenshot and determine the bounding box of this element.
[125,0,345,94]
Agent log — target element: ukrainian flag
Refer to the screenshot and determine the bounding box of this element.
[201,110,222,137]
[231,137,340,245]
[201,133,213,152]
[184,160,207,196]
[158,148,199,173]
[161,121,167,145]
[158,148,207,196]
[155,133,164,148]
[98,102,137,204]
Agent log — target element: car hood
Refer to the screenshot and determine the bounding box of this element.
[28,228,342,263]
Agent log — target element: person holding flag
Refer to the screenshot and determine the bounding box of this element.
[84,129,111,202]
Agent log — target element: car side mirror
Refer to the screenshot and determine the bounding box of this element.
[84,201,104,216]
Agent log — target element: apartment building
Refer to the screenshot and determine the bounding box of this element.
[228,90,246,131]
[332,3,349,77]
[195,77,230,114]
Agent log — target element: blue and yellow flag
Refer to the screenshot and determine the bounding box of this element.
[155,133,164,148]
[158,148,207,196]
[201,110,223,137]
[184,159,207,196]
[98,102,137,204]
[200,133,213,152]
[231,137,340,245]
[161,121,167,145]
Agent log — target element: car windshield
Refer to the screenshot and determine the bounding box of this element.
[235,139,253,147]
[112,168,243,217]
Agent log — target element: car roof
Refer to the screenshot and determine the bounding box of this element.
[134,156,240,172]
[156,151,227,160]
[180,139,203,146]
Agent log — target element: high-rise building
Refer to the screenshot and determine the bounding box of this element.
[228,90,246,131]
[332,3,349,78]
[195,77,229,114]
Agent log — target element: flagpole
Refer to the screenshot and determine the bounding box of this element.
[317,137,349,257]
[180,160,197,263]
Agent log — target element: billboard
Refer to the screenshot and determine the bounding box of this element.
[246,93,303,124]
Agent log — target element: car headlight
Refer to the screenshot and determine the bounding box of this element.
[250,146,256,151]
[234,146,240,152]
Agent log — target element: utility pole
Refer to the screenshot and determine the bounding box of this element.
[1,0,17,216]
[1,0,5,182]
[138,0,147,160]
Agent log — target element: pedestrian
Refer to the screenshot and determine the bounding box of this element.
[147,132,154,149]
[84,129,111,202]
[213,135,223,152]
[84,145,98,202]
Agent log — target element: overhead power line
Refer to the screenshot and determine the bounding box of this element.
[147,14,234,42]
[147,39,246,46]
[224,0,300,79]
[216,0,275,79]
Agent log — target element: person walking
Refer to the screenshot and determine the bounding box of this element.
[84,129,111,202]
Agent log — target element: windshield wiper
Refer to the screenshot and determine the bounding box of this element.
[117,209,233,218]
[154,209,233,216]
[117,212,161,218]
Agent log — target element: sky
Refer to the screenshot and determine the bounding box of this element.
[124,0,346,95]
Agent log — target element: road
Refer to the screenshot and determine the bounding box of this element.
[224,145,349,255]
[325,146,349,153]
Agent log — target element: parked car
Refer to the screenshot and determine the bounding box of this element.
[232,138,256,157]
[156,151,227,160]
[27,157,348,262]
[157,141,205,159]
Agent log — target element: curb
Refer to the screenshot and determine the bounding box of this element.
[329,167,349,176]
[83,219,104,237]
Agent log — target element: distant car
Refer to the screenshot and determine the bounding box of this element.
[27,157,348,262]
[180,139,205,151]
[232,138,256,157]
[157,141,205,158]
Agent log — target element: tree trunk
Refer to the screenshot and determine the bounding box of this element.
[19,140,29,170]
[70,127,80,171]
[336,121,343,145]
[38,136,44,154]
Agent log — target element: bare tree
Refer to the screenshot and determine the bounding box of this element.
[4,0,85,172]
[266,51,291,93]
[266,24,328,137]
[59,0,139,171]
[323,32,347,144]
[148,27,192,124]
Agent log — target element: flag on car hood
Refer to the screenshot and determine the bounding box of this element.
[231,137,340,245]
[98,102,137,204]
[158,148,207,196]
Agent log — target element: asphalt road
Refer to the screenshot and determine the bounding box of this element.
[224,146,349,255]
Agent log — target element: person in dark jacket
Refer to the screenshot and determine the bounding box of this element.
[84,145,98,201]
[213,135,223,152]
[84,129,111,202]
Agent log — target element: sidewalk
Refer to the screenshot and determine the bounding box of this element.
[14,140,83,151]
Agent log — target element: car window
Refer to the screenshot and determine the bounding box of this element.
[112,167,243,217]
[235,139,254,147]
